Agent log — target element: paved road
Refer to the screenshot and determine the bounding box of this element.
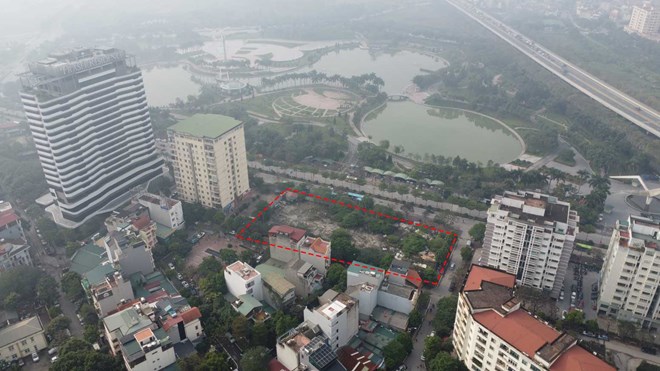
[445,0,660,138]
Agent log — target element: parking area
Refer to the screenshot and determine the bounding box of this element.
[184,233,251,268]
[557,262,599,319]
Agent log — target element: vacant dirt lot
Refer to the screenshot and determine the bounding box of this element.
[185,233,251,268]
[270,201,390,249]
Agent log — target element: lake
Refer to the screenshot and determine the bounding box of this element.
[304,49,447,95]
[141,65,201,107]
[363,101,523,164]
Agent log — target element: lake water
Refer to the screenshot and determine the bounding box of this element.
[141,65,201,107]
[304,49,447,95]
[140,47,446,105]
[363,101,522,164]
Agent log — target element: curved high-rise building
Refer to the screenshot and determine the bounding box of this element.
[19,48,163,227]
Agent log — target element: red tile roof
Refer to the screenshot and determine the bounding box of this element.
[146,289,169,303]
[473,309,560,357]
[131,214,152,230]
[0,212,18,228]
[464,265,516,291]
[269,225,306,242]
[406,269,423,288]
[268,358,290,371]
[308,237,330,254]
[550,345,616,371]
[180,307,202,323]
[337,346,378,371]
[162,315,183,331]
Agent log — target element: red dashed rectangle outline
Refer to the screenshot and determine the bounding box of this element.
[236,187,458,285]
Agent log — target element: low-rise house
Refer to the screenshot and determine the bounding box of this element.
[86,268,135,318]
[104,230,155,277]
[276,321,340,371]
[269,225,307,263]
[0,240,32,273]
[255,263,296,309]
[0,201,24,242]
[0,316,48,362]
[224,261,263,300]
[304,290,359,350]
[121,327,175,371]
[346,260,419,317]
[231,294,270,322]
[104,294,203,370]
[138,193,185,231]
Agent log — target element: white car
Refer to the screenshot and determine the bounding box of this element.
[168,263,175,270]
[50,356,59,364]
[31,352,40,362]
[177,273,184,280]
[182,281,190,289]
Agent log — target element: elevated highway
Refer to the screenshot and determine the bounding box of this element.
[445,0,660,138]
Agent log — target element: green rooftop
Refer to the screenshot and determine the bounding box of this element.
[236,294,262,317]
[70,244,107,276]
[168,114,242,138]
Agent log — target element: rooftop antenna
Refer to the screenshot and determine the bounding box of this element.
[610,175,660,210]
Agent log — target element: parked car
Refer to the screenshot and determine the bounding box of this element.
[177,273,183,281]
[641,346,657,355]
[597,334,609,341]
[428,331,436,337]
[50,356,58,364]
[168,263,175,270]
[182,281,190,289]
[31,352,40,362]
[48,348,58,356]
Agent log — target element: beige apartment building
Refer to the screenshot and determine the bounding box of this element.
[626,5,660,36]
[598,215,660,329]
[168,114,249,210]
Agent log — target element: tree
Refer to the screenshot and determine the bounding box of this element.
[618,320,637,341]
[428,352,468,371]
[3,292,20,310]
[637,361,660,371]
[560,310,585,331]
[433,295,459,338]
[51,348,122,371]
[46,316,71,345]
[198,351,231,371]
[424,336,442,362]
[83,324,99,344]
[59,338,92,356]
[61,272,84,300]
[37,275,59,306]
[251,322,271,348]
[330,229,359,261]
[219,249,238,264]
[326,264,347,292]
[383,338,407,369]
[468,223,486,242]
[460,246,473,262]
[232,315,249,340]
[274,311,299,336]
[402,233,427,257]
[48,306,63,319]
[240,346,269,371]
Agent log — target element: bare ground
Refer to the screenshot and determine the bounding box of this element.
[270,201,390,249]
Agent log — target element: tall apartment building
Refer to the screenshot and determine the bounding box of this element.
[453,265,615,371]
[482,191,579,298]
[19,48,164,227]
[168,114,249,210]
[598,215,660,329]
[626,5,660,36]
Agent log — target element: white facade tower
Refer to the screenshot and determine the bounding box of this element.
[19,48,163,227]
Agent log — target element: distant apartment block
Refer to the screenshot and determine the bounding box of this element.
[482,191,579,298]
[453,265,615,371]
[626,5,660,37]
[303,289,359,351]
[0,241,33,274]
[168,114,249,210]
[0,201,25,241]
[19,48,164,227]
[598,215,660,329]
